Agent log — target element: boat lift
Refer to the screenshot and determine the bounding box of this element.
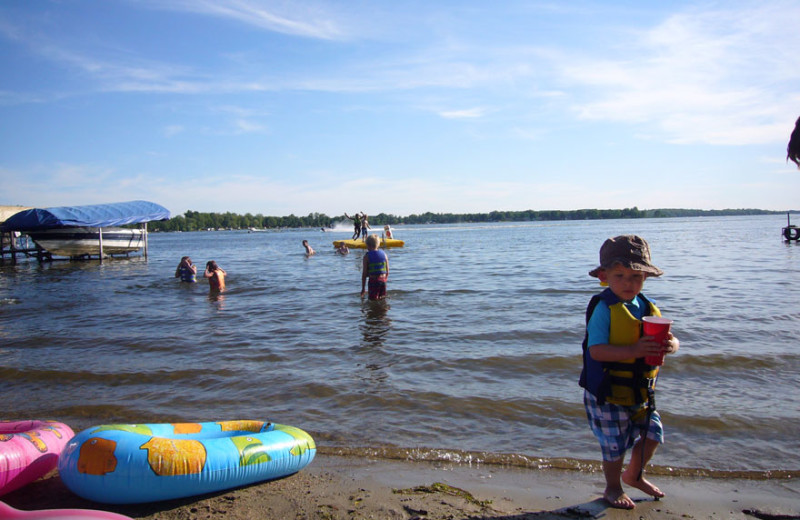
[0,201,170,264]
[782,213,800,241]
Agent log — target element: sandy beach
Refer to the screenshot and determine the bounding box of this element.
[3,454,798,520]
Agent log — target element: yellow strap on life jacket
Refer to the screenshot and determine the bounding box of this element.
[604,300,661,406]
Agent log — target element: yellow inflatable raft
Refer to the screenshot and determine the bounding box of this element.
[333,238,404,249]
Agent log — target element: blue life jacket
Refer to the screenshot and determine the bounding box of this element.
[179,267,196,283]
[366,250,388,277]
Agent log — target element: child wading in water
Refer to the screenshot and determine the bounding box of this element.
[175,256,197,283]
[579,235,679,510]
[361,234,389,300]
[204,260,227,292]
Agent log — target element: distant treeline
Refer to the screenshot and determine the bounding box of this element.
[147,207,786,232]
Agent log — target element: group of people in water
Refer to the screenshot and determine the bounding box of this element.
[175,256,226,292]
[303,239,349,256]
[304,213,391,300]
[177,217,391,301]
[306,212,394,300]
[303,232,392,300]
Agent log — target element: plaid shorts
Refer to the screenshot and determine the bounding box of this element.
[584,390,663,462]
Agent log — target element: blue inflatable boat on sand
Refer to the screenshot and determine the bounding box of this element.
[58,420,315,504]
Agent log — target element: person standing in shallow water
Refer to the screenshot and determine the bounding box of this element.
[361,234,388,300]
[204,260,226,292]
[579,235,679,510]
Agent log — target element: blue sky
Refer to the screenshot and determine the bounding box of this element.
[1,1,798,218]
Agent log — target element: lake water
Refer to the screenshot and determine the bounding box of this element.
[1,215,798,479]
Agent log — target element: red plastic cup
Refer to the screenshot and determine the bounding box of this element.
[642,316,673,366]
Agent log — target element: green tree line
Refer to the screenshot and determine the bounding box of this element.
[147,207,785,232]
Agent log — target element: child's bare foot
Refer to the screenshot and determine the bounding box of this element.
[622,474,665,498]
[604,489,635,509]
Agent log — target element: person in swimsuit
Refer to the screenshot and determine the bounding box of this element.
[204,260,227,292]
[360,213,370,240]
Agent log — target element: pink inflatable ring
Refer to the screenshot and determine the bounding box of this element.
[0,420,75,496]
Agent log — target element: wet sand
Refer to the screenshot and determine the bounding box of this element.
[3,454,798,519]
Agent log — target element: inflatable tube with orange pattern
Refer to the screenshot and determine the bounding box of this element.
[57,420,315,504]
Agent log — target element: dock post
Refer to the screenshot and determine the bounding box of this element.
[9,232,17,263]
[0,231,8,264]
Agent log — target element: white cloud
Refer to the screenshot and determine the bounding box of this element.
[438,107,487,119]
[0,163,136,207]
[139,0,347,40]
[163,125,184,137]
[233,119,266,134]
[560,2,800,145]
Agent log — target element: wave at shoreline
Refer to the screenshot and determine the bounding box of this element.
[318,446,799,481]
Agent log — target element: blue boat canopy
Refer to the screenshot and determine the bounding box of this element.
[1,201,171,232]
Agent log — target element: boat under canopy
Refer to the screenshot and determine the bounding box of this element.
[23,227,147,257]
[0,200,170,231]
[0,200,170,259]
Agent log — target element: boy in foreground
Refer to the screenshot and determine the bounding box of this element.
[361,234,389,300]
[579,235,679,509]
